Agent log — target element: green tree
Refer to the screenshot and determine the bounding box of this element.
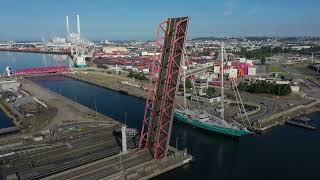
[128,71,147,80]
[128,71,134,78]
[207,87,215,95]
[261,56,266,65]
[185,79,193,89]
[97,63,107,69]
[238,81,291,96]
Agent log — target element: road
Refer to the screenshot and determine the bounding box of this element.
[182,65,213,78]
[240,93,281,123]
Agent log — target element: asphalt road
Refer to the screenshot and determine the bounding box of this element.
[240,93,281,123]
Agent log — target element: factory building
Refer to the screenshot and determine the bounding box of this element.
[102,46,129,53]
[0,81,20,92]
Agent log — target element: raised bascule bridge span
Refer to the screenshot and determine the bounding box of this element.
[139,17,190,159]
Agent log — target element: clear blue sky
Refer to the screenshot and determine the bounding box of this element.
[0,0,320,41]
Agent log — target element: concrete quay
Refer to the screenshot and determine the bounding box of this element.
[17,77,120,130]
[64,71,148,100]
[253,99,320,133]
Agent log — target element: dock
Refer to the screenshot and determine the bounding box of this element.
[285,120,317,130]
[0,126,21,136]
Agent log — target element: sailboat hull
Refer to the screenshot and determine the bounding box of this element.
[174,112,253,137]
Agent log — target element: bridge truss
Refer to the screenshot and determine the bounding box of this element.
[139,17,189,159]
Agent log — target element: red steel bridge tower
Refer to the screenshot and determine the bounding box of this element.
[139,17,189,159]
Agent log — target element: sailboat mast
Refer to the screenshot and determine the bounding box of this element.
[220,42,225,120]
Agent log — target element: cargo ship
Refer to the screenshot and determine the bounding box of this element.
[174,42,252,137]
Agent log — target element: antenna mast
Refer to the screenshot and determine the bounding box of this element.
[183,53,187,109]
[220,42,225,120]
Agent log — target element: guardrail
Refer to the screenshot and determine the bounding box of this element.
[258,99,320,125]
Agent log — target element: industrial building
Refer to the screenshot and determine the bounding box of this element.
[0,81,20,92]
[102,46,129,53]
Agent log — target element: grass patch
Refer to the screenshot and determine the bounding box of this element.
[23,107,57,131]
[278,94,303,101]
[268,64,284,72]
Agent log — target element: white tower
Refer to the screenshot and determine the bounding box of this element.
[66,16,70,38]
[77,14,81,36]
[5,66,11,77]
[121,126,127,154]
[66,16,70,35]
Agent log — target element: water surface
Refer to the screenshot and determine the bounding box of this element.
[0,109,15,129]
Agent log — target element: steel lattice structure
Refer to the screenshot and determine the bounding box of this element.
[139,17,189,159]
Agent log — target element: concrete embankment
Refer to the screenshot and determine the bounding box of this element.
[255,99,320,133]
[64,72,148,100]
[17,77,120,131]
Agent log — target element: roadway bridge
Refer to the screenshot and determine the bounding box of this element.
[14,66,70,75]
[0,47,71,56]
[182,65,214,78]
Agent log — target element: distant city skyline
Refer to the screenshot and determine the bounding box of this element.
[1,0,320,41]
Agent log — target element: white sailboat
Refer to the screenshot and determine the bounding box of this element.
[174,42,253,137]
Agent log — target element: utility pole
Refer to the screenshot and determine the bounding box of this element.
[220,42,225,120]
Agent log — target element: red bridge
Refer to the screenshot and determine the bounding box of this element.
[0,47,71,55]
[15,66,70,75]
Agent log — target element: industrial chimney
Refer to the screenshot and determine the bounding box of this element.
[66,16,70,39]
[77,14,81,36]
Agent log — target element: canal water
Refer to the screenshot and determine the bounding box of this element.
[0,51,71,71]
[29,75,320,180]
[0,109,15,129]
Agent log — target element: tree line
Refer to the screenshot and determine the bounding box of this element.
[128,71,147,80]
[236,46,320,59]
[238,81,292,96]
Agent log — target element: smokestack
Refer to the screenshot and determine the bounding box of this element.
[66,16,70,35]
[77,14,81,36]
